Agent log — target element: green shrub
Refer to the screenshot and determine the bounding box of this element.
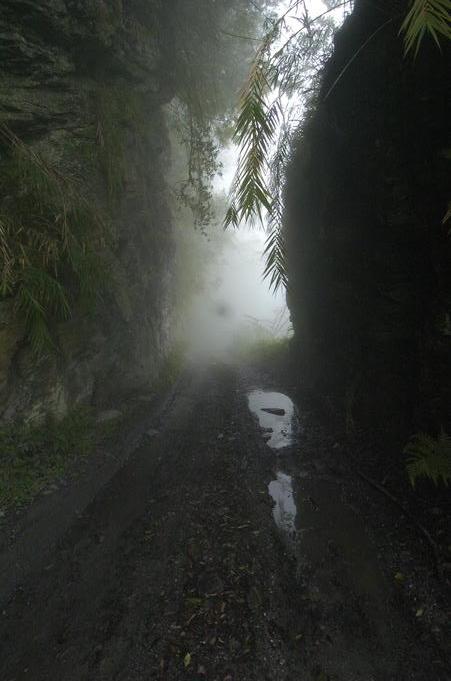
[0,126,108,355]
[235,334,291,363]
[0,408,97,509]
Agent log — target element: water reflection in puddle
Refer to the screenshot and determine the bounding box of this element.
[247,390,295,449]
[247,389,298,542]
[268,472,297,537]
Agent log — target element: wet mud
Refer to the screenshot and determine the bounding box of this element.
[0,363,449,680]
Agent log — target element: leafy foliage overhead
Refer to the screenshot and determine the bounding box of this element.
[224,0,352,292]
[226,0,451,292]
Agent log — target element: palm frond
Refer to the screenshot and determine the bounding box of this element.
[404,429,451,486]
[400,0,451,56]
[224,55,279,229]
[223,33,288,291]
[262,209,288,293]
[224,1,348,292]
[226,0,450,298]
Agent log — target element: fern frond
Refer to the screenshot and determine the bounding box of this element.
[223,43,287,290]
[225,57,279,228]
[404,429,451,486]
[400,0,451,56]
[224,1,346,290]
[262,202,288,293]
[226,0,451,299]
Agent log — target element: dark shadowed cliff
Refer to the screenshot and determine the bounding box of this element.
[286,0,451,446]
[0,0,263,421]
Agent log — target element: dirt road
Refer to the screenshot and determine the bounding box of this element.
[0,363,448,680]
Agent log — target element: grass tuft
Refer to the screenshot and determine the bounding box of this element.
[0,408,97,510]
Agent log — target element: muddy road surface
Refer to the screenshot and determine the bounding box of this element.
[0,363,449,680]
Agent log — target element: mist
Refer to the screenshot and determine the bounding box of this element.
[181,0,345,363]
[185,227,290,361]
[2,0,449,678]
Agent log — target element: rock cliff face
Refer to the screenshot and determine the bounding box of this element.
[0,0,182,420]
[286,0,451,441]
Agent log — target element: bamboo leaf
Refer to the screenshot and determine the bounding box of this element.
[400,0,451,55]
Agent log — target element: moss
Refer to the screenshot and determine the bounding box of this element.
[93,84,145,201]
[0,408,98,510]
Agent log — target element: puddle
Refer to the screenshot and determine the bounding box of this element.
[247,390,295,449]
[247,389,299,543]
[268,472,297,537]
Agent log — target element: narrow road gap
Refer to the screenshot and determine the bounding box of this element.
[1,1,450,679]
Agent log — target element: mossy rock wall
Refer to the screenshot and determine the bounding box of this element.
[0,0,179,420]
[285,0,451,441]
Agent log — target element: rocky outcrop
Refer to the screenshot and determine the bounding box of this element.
[0,0,179,420]
[286,0,451,441]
